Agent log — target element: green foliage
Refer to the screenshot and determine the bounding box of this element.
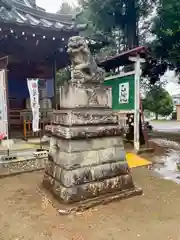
[76,7,96,38]
[56,67,71,87]
[81,0,154,32]
[57,2,74,15]
[76,7,114,53]
[57,2,79,15]
[145,0,180,84]
[152,0,180,66]
[79,0,157,49]
[95,45,117,61]
[143,87,173,118]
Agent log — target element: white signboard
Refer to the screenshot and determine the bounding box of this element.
[119,82,129,104]
[0,70,8,139]
[27,78,40,132]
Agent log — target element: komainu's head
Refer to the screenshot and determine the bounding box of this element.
[67,36,90,65]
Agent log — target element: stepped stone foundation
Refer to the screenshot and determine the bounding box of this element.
[42,36,142,214]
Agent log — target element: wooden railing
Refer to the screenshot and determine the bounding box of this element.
[9,110,22,127]
[21,109,52,140]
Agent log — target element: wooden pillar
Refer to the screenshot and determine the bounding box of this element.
[129,55,145,152]
[52,58,57,109]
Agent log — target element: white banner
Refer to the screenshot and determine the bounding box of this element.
[119,82,129,104]
[0,70,8,139]
[27,78,40,132]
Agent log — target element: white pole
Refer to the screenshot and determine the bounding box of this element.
[134,55,141,152]
[130,55,144,152]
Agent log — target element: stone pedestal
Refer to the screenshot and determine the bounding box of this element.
[43,82,142,213]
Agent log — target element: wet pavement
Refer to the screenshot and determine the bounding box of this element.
[151,138,180,184]
[154,149,180,184]
[152,121,180,132]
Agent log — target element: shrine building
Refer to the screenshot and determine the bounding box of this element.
[0,0,85,138]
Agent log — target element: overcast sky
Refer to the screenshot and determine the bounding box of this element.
[36,0,76,13]
[161,70,180,95]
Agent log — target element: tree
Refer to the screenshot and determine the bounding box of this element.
[77,0,165,85]
[151,0,180,75]
[76,6,115,56]
[56,67,71,87]
[139,0,180,88]
[57,2,73,15]
[143,86,173,119]
[79,0,157,50]
[57,2,80,16]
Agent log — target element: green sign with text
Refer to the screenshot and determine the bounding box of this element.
[104,74,135,110]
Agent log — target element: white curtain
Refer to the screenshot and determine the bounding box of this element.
[0,69,8,139]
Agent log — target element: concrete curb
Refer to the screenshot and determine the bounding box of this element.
[0,147,48,154]
[0,156,48,178]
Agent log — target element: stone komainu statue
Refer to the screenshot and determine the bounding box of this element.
[67,36,105,83]
[43,35,142,213]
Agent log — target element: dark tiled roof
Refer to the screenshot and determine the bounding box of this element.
[99,46,147,69]
[0,0,86,31]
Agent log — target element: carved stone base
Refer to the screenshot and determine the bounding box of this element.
[42,170,141,203]
[59,82,111,109]
[42,135,142,211]
[42,177,142,215]
[43,82,142,210]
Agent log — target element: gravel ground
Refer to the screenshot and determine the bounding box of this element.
[1,169,180,240]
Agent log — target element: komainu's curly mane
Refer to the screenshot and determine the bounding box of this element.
[67,36,104,83]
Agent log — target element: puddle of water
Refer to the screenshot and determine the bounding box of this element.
[152,138,180,149]
[154,149,180,184]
